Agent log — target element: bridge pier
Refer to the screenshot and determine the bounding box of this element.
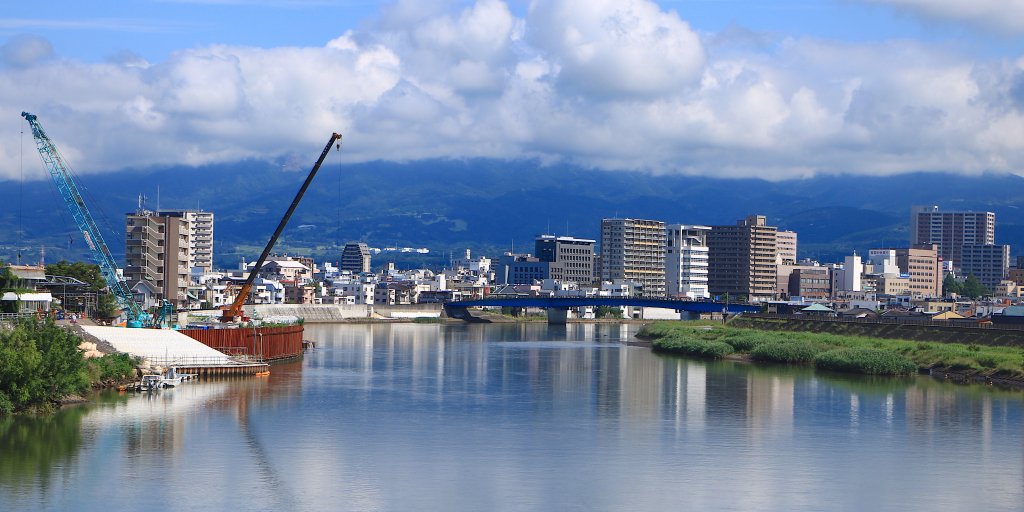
[680,311,701,321]
[547,307,569,325]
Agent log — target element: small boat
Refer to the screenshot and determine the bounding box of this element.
[136,374,163,391]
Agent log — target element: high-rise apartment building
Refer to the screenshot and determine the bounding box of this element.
[707,215,778,303]
[960,243,1010,290]
[665,224,710,299]
[125,209,191,308]
[535,235,595,284]
[776,230,797,264]
[341,242,371,273]
[911,206,995,267]
[157,210,214,273]
[600,218,666,297]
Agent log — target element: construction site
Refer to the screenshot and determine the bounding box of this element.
[17,112,340,380]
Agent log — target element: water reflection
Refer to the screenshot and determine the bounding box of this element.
[1,323,1021,511]
[0,407,87,492]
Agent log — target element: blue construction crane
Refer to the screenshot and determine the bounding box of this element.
[21,112,151,327]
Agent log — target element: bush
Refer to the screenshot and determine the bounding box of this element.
[0,318,89,414]
[814,348,918,376]
[751,341,823,364]
[89,353,138,381]
[653,335,734,359]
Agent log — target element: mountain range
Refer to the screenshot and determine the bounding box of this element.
[3,158,1023,270]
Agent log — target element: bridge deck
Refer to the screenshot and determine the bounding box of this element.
[445,297,761,314]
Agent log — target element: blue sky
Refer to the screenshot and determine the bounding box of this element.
[4,1,1019,62]
[2,0,1024,180]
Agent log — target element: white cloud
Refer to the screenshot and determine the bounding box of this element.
[1,34,53,67]
[4,0,1024,181]
[864,0,1024,34]
[527,0,705,97]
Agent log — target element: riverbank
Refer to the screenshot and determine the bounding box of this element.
[639,321,1024,386]
[0,319,139,414]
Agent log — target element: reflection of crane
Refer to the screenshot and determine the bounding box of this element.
[21,112,152,327]
[222,132,342,322]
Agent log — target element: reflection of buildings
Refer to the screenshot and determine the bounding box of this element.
[746,374,794,434]
[305,323,1014,461]
[619,344,665,420]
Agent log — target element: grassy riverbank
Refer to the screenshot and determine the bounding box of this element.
[640,321,1024,381]
[0,318,138,414]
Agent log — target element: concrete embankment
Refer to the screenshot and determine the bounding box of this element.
[732,314,1024,348]
[245,303,443,323]
[77,325,268,376]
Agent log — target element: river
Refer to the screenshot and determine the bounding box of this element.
[1,323,1021,511]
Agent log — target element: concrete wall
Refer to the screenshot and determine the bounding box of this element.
[247,303,442,323]
[733,315,1024,347]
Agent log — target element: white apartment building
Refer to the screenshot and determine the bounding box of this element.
[665,224,710,299]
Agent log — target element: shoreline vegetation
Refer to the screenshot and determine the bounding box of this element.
[639,321,1024,385]
[0,318,137,415]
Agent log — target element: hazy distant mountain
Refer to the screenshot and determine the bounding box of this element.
[3,159,1023,269]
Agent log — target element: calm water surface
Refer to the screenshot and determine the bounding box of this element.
[1,323,1022,511]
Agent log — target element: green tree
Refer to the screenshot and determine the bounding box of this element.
[93,293,120,320]
[942,274,963,296]
[0,318,89,414]
[44,261,105,291]
[961,274,990,299]
[595,306,622,319]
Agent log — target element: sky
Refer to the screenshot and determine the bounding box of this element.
[2,0,1024,181]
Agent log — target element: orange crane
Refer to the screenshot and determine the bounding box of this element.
[222,133,342,322]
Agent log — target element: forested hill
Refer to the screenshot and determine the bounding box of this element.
[3,159,1023,268]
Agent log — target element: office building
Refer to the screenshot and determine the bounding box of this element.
[535,235,596,284]
[788,266,831,300]
[341,242,371,274]
[665,224,710,299]
[600,218,666,297]
[707,215,778,303]
[872,244,941,298]
[496,253,548,285]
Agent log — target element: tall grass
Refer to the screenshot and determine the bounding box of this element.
[652,335,734,359]
[750,340,823,364]
[814,348,918,376]
[641,321,1024,380]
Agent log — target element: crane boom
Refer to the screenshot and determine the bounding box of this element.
[222,132,342,321]
[21,112,147,325]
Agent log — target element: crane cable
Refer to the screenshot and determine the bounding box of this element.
[19,119,23,264]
